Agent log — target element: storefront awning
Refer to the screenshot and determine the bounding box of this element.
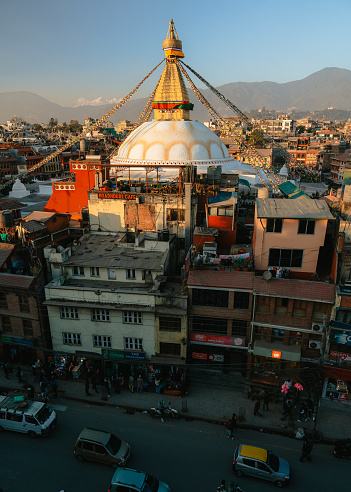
[253,340,301,362]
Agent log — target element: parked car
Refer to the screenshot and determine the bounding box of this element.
[74,428,130,468]
[108,467,171,492]
[233,444,290,487]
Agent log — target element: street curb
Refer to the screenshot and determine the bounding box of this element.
[0,385,335,445]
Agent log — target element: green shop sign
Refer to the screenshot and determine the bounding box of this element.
[102,349,145,361]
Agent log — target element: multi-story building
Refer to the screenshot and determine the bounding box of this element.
[44,232,187,382]
[329,154,351,185]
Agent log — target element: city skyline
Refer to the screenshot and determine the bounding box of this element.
[1,0,351,108]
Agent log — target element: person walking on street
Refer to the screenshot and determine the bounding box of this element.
[113,373,120,394]
[262,390,270,411]
[91,372,98,393]
[85,378,92,396]
[253,399,263,417]
[104,376,111,397]
[137,375,143,394]
[225,419,233,439]
[217,480,226,492]
[16,367,23,384]
[231,413,237,433]
[129,373,135,393]
[3,363,10,379]
[51,378,58,398]
[155,376,161,393]
[281,398,293,421]
[300,437,313,462]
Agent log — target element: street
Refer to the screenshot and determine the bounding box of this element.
[0,400,349,492]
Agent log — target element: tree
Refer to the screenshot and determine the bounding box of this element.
[297,125,305,134]
[248,129,266,149]
[49,117,58,128]
[68,120,82,133]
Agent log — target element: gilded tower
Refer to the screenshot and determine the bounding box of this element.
[152,19,194,121]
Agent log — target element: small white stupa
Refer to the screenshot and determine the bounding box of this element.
[8,178,30,199]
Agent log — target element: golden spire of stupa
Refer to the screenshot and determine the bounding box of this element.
[152,19,194,121]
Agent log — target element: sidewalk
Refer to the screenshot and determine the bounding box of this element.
[1,365,349,442]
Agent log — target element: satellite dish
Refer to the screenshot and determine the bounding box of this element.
[262,271,272,281]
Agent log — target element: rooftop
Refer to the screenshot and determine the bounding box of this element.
[256,197,334,220]
[62,233,169,271]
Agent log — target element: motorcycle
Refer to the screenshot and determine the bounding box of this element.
[150,401,179,419]
[334,438,351,459]
[217,482,243,492]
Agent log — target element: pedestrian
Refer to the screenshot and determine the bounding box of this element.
[217,480,226,492]
[297,403,307,422]
[158,399,165,422]
[281,398,293,421]
[16,367,23,384]
[225,419,233,439]
[231,412,237,433]
[91,372,98,393]
[27,384,35,399]
[104,376,111,397]
[112,373,120,394]
[137,375,143,394]
[306,398,314,420]
[51,378,58,398]
[262,390,270,411]
[155,376,161,393]
[300,437,313,462]
[119,373,124,390]
[3,363,10,380]
[129,373,135,393]
[253,399,263,417]
[85,378,92,396]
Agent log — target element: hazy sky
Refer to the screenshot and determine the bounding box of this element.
[1,0,350,107]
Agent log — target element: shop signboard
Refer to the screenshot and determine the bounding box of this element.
[1,335,34,347]
[102,349,145,361]
[208,354,224,362]
[191,333,245,346]
[339,393,348,400]
[272,350,282,359]
[330,329,351,346]
[192,352,208,360]
[330,351,351,362]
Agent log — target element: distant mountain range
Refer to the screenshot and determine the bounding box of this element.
[1,67,351,124]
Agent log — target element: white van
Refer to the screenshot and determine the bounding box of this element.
[0,395,56,437]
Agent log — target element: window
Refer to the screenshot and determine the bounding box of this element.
[62,332,81,345]
[232,319,247,336]
[108,268,116,280]
[191,316,228,335]
[192,288,229,308]
[126,269,136,279]
[266,218,283,233]
[123,311,142,324]
[159,342,181,356]
[1,315,11,333]
[293,299,307,317]
[254,326,267,341]
[18,294,29,313]
[91,309,110,322]
[82,442,94,451]
[289,331,303,346]
[93,335,112,348]
[242,458,256,467]
[94,444,107,455]
[159,316,182,332]
[257,296,270,313]
[142,270,152,280]
[25,415,38,425]
[271,329,285,343]
[257,462,271,473]
[167,208,185,221]
[60,307,78,319]
[274,298,289,315]
[0,291,7,309]
[233,292,250,309]
[124,337,143,350]
[312,302,328,321]
[22,320,33,337]
[268,248,303,268]
[90,267,100,277]
[298,219,315,235]
[72,266,84,276]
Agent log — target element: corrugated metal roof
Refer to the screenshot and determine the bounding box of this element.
[256,198,334,219]
[278,181,310,199]
[0,273,36,290]
[21,221,48,233]
[0,244,14,268]
[253,277,335,303]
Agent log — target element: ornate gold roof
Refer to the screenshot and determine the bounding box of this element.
[153,20,193,122]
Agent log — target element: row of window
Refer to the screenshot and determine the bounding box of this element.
[62,333,143,350]
[62,333,181,356]
[61,307,143,324]
[0,292,30,312]
[192,289,250,309]
[1,316,33,336]
[266,219,315,235]
[72,266,138,280]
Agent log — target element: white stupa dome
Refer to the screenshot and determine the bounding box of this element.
[9,178,30,199]
[112,120,232,166]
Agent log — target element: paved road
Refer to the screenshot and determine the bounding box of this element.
[0,400,349,492]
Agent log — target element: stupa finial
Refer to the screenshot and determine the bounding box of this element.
[163,19,184,59]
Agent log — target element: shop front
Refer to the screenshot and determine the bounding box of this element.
[1,335,40,364]
[248,340,301,387]
[190,333,247,373]
[323,323,351,400]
